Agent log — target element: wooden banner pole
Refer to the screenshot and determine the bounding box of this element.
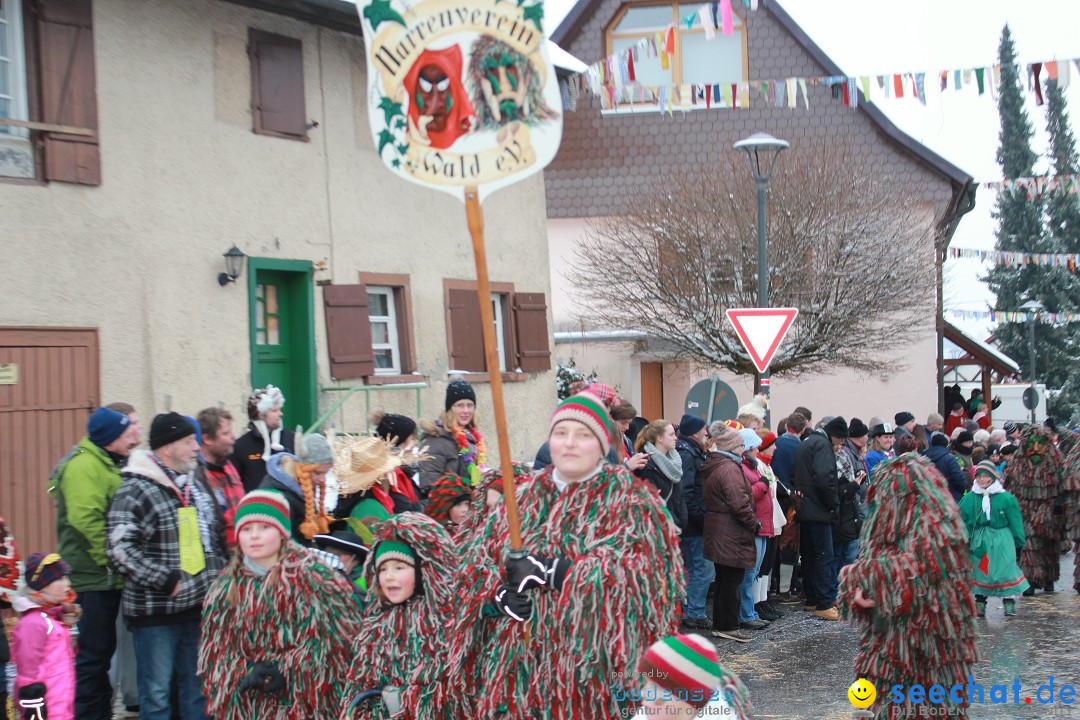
[465,186,524,552]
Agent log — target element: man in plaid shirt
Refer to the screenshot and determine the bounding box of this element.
[107,412,228,720]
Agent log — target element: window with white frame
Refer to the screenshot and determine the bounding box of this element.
[0,0,33,179]
[368,286,401,374]
[491,294,507,373]
[606,2,746,110]
[0,0,28,136]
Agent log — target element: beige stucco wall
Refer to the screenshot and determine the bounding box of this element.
[1,0,555,463]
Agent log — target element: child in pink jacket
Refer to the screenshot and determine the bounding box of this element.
[12,552,80,720]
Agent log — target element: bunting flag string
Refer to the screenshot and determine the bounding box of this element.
[945,309,1080,324]
[948,247,1080,270]
[559,19,1080,117]
[981,173,1080,199]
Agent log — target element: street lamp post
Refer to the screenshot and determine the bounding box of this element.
[733,132,789,427]
[1020,299,1043,423]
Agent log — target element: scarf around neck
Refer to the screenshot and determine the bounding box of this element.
[971,479,1005,520]
[645,442,683,484]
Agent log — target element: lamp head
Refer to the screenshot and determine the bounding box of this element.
[219,245,246,286]
[733,132,790,181]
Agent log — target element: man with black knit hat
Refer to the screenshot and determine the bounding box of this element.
[951,430,976,484]
[49,406,138,720]
[793,416,847,620]
[107,412,228,720]
[676,413,711,629]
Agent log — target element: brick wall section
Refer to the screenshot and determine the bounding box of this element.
[545,2,956,219]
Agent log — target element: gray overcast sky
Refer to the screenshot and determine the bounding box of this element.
[545,0,1080,345]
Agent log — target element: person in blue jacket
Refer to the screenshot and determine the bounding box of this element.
[922,432,968,502]
[865,423,896,478]
[770,412,807,494]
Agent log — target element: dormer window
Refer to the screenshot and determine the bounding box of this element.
[605,2,747,110]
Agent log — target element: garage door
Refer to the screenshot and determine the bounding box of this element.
[0,327,99,555]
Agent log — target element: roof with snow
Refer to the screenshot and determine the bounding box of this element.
[944,321,1020,375]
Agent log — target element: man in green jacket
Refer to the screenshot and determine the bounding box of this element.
[51,406,137,720]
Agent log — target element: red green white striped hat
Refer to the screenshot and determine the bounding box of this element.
[235,490,292,539]
[548,391,616,456]
[638,633,722,709]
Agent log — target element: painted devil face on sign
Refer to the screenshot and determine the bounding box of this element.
[415,64,452,132]
[403,47,475,150]
[467,35,558,130]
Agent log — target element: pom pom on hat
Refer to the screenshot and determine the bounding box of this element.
[235,489,292,540]
[445,377,477,411]
[87,407,130,448]
[708,422,744,454]
[24,552,70,591]
[548,392,616,457]
[638,634,723,710]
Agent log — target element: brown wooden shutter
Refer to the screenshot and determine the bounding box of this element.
[249,30,306,139]
[37,0,101,185]
[323,285,375,380]
[513,292,551,372]
[447,288,486,372]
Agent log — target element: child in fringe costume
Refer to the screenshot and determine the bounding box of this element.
[839,452,977,720]
[1004,424,1067,593]
[1064,440,1080,593]
[958,461,1028,616]
[448,391,684,720]
[198,490,361,720]
[342,513,460,720]
[631,634,754,719]
[424,473,475,541]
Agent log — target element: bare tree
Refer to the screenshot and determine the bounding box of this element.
[567,145,937,378]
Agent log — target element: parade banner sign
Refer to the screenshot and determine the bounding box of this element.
[356,0,563,202]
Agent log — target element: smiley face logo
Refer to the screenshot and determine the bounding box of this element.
[848,678,877,708]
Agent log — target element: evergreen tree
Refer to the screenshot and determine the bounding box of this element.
[1041,79,1080,424]
[985,26,1067,422]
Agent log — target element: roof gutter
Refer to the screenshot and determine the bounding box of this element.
[554,330,649,344]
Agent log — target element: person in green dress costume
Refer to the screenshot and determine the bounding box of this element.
[959,461,1029,617]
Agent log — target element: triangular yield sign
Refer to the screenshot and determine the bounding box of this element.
[725,308,799,374]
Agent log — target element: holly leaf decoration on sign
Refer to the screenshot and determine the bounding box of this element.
[378,96,404,126]
[364,0,406,32]
[377,129,397,157]
[522,3,544,31]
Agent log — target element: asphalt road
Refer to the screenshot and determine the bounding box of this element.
[712,554,1080,720]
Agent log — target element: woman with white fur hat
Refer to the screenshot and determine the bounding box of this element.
[231,386,296,492]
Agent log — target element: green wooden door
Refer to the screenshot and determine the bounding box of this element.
[249,260,316,428]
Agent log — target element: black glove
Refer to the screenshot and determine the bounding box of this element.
[493,583,532,622]
[18,683,47,720]
[239,662,284,695]
[505,552,570,592]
